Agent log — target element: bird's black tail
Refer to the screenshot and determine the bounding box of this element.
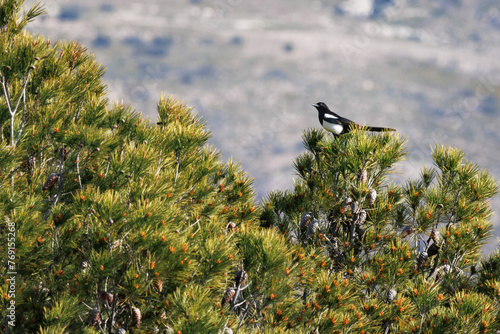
[365,126,396,132]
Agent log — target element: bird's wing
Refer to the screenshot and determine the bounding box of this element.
[336,115,354,125]
[323,110,354,125]
[322,113,342,124]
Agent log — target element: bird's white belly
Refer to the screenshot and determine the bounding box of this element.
[322,122,343,135]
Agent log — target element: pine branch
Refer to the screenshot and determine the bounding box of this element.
[0,145,50,190]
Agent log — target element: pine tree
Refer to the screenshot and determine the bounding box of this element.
[260,125,500,333]
[0,2,279,333]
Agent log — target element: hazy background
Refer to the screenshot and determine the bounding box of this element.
[25,0,500,252]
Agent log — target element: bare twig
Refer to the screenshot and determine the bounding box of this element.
[179,218,201,234]
[1,68,33,148]
[14,77,28,145]
[76,150,82,189]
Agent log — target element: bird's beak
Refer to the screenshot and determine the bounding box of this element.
[311,103,318,108]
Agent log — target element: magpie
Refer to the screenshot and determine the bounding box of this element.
[312,102,395,136]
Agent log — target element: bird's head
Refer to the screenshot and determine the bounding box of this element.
[312,102,328,111]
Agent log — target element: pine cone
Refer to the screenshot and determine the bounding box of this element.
[435,264,452,282]
[131,306,141,327]
[358,169,368,183]
[90,307,100,326]
[99,291,114,307]
[350,201,359,213]
[401,226,414,238]
[367,189,377,206]
[234,269,247,288]
[160,310,167,321]
[354,210,367,226]
[107,293,114,306]
[430,229,443,246]
[99,291,108,303]
[154,278,163,292]
[386,289,397,303]
[440,264,451,274]
[221,288,236,307]
[300,212,313,228]
[342,197,352,212]
[306,218,319,239]
[42,173,59,191]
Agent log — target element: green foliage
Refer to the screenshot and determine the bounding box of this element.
[260,127,499,333]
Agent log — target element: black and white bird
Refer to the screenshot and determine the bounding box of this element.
[312,102,395,136]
